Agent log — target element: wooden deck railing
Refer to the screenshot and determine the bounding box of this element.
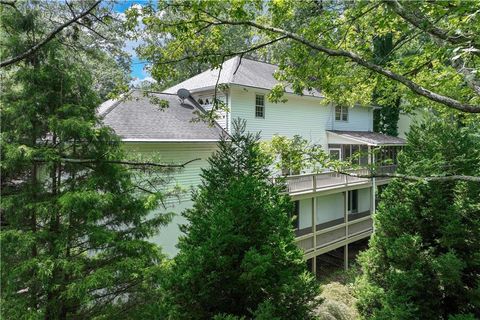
[285,165,397,194]
[294,213,373,254]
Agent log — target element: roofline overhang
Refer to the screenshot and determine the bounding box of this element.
[172,83,325,100]
[121,138,221,143]
[327,131,376,146]
[326,131,406,147]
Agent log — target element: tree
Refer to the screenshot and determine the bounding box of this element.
[372,33,401,137]
[129,0,480,114]
[1,0,130,99]
[356,115,480,319]
[261,135,328,175]
[0,3,176,318]
[163,120,320,319]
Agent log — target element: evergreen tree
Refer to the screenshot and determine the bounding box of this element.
[1,4,171,319]
[372,33,401,137]
[163,120,320,319]
[356,115,480,319]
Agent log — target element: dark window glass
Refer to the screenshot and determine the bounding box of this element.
[292,200,300,229]
[343,145,351,161]
[348,190,358,213]
[342,107,348,121]
[255,94,265,118]
[329,149,341,160]
[352,145,359,164]
[335,105,342,120]
[360,145,369,165]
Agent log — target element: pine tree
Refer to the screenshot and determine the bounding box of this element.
[356,115,480,319]
[1,5,172,319]
[163,120,320,319]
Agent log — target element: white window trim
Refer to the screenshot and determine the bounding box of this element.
[335,106,349,122]
[329,148,342,160]
[255,93,265,119]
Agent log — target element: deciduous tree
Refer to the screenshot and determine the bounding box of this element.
[129,0,480,114]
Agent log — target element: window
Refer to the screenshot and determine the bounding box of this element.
[348,190,358,214]
[329,148,341,160]
[335,105,348,121]
[255,94,265,118]
[291,200,300,229]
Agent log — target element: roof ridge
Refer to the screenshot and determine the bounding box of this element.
[99,91,132,118]
[227,56,240,84]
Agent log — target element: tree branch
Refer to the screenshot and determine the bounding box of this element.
[338,170,480,183]
[207,18,480,113]
[386,0,479,56]
[0,0,102,68]
[32,157,200,168]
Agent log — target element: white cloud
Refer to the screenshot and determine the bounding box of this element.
[130,76,157,87]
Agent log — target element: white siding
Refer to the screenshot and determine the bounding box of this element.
[327,105,373,132]
[123,142,218,257]
[357,187,371,213]
[229,86,330,148]
[124,142,217,202]
[193,92,229,130]
[398,110,425,139]
[316,193,345,224]
[299,198,313,229]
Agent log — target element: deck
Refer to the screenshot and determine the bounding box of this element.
[285,165,397,195]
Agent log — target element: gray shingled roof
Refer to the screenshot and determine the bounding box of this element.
[164,57,323,98]
[327,130,406,146]
[100,91,226,141]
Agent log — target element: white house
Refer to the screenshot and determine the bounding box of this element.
[101,57,406,270]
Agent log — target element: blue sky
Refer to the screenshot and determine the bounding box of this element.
[114,1,152,82]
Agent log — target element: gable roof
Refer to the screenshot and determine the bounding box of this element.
[100,90,226,142]
[163,57,323,98]
[327,130,406,146]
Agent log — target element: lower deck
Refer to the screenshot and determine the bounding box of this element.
[292,179,387,271]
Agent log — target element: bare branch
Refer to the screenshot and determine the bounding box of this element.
[32,157,201,168]
[0,0,102,68]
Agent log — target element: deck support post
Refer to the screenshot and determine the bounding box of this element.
[312,196,317,275]
[344,244,349,270]
[372,151,376,232]
[344,191,349,270]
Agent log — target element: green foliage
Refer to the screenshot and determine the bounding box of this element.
[372,34,401,137]
[163,120,321,319]
[0,3,170,318]
[356,115,480,319]
[261,135,328,175]
[129,0,480,115]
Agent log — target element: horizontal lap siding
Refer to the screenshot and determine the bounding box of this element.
[123,142,218,256]
[229,87,330,148]
[327,106,373,131]
[123,142,217,202]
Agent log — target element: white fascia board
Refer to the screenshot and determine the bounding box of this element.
[326,131,376,146]
[121,138,220,142]
[229,83,325,100]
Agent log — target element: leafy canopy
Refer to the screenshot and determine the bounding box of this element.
[128,0,480,115]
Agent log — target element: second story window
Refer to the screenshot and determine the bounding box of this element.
[335,105,348,121]
[255,94,265,118]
